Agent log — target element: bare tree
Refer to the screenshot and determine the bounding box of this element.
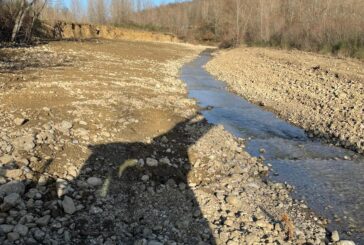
[11,0,36,42]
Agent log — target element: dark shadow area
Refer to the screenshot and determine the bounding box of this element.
[63,116,216,244]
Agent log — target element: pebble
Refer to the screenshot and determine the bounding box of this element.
[61,121,73,130]
[141,175,150,182]
[62,196,76,214]
[4,169,23,179]
[134,239,147,245]
[86,177,103,187]
[7,232,20,241]
[0,181,25,196]
[0,154,13,164]
[331,230,340,242]
[146,158,158,167]
[226,195,240,208]
[14,224,28,236]
[2,193,21,210]
[178,182,186,190]
[90,206,103,214]
[245,234,258,244]
[33,228,45,241]
[159,157,170,165]
[147,241,163,245]
[335,241,356,245]
[14,118,27,126]
[36,215,51,226]
[12,134,35,151]
[0,224,14,233]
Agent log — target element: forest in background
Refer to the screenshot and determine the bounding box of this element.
[1,0,364,58]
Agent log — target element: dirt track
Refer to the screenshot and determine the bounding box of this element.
[0,40,348,244]
[206,47,364,154]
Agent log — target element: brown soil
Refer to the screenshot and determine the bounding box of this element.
[206,47,364,154]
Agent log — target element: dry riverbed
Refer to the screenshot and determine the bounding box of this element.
[0,40,351,244]
[206,47,364,154]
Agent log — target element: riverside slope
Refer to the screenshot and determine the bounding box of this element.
[205,47,364,154]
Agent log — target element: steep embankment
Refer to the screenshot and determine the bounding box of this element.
[50,22,179,43]
[206,47,364,154]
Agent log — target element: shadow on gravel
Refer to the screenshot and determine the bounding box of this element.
[69,116,215,244]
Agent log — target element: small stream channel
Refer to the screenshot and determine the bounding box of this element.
[181,51,364,243]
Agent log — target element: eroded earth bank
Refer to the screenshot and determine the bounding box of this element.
[206,48,364,154]
[0,40,346,244]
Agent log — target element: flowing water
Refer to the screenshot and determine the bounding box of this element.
[181,51,364,243]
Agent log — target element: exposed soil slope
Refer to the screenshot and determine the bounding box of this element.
[0,40,334,244]
[206,47,364,154]
[51,22,179,43]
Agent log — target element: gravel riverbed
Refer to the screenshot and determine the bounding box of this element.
[0,41,355,244]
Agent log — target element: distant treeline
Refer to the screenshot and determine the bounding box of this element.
[2,0,364,58]
[131,0,364,58]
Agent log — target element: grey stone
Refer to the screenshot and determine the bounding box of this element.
[62,196,76,214]
[159,157,170,165]
[2,193,21,210]
[35,215,51,226]
[14,224,28,236]
[7,232,20,241]
[147,241,163,245]
[134,239,147,245]
[86,177,103,187]
[146,158,158,167]
[33,228,45,241]
[89,206,103,214]
[0,224,14,233]
[141,175,149,182]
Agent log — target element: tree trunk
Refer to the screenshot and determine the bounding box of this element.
[11,0,36,42]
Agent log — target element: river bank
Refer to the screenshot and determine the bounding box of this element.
[205,47,364,154]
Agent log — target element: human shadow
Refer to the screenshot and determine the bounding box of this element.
[67,115,216,244]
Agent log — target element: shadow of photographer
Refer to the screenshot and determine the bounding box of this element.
[64,115,216,244]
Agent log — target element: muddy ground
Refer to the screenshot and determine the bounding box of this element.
[206,47,364,154]
[0,40,352,244]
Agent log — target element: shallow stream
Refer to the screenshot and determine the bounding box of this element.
[181,51,364,243]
